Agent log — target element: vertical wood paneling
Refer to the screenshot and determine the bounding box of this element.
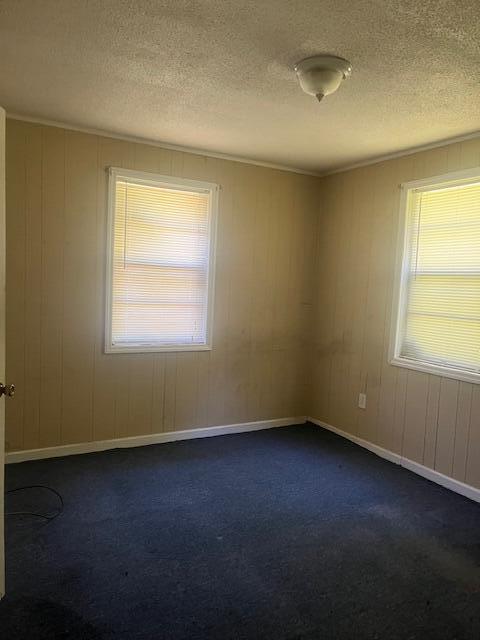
[423,375,441,468]
[328,173,355,432]
[7,118,480,492]
[39,126,65,447]
[465,386,480,488]
[174,352,198,430]
[5,121,26,451]
[311,137,480,490]
[376,363,398,453]
[342,169,374,436]
[151,355,166,433]
[162,354,177,432]
[452,383,473,482]
[248,172,275,420]
[223,162,255,423]
[311,175,341,421]
[128,354,154,436]
[61,131,98,444]
[392,368,407,454]
[271,172,296,419]
[92,138,127,442]
[23,125,42,449]
[6,119,317,452]
[435,378,459,476]
[247,169,267,421]
[358,163,398,444]
[402,371,428,463]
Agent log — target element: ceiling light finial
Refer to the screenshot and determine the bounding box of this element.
[294,55,352,102]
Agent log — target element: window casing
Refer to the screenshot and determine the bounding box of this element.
[105,168,218,353]
[390,167,480,384]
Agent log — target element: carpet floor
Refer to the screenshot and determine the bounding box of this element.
[1,424,479,639]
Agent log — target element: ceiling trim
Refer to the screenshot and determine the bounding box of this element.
[319,130,480,177]
[7,112,480,179]
[6,112,322,177]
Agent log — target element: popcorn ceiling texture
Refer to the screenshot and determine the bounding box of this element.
[0,0,479,172]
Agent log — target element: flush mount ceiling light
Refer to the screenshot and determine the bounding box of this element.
[294,54,352,102]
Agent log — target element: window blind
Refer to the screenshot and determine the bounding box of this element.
[399,179,480,375]
[107,171,215,351]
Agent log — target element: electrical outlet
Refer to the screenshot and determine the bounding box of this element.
[358,393,367,409]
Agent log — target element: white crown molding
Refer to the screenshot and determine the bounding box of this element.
[309,417,480,504]
[5,416,307,464]
[8,113,480,180]
[7,112,480,187]
[6,112,321,177]
[319,130,480,177]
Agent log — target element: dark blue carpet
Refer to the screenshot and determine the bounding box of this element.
[1,424,479,639]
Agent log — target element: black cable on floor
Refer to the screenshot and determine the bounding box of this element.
[5,485,64,521]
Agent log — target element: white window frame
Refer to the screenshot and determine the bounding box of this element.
[389,166,480,385]
[105,167,219,354]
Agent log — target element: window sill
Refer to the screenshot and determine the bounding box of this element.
[105,344,212,354]
[390,356,480,385]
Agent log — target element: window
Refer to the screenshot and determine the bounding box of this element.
[391,168,480,384]
[105,168,218,353]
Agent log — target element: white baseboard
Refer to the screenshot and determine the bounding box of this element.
[6,416,307,464]
[8,415,479,504]
[308,417,402,466]
[400,457,480,504]
[309,417,480,504]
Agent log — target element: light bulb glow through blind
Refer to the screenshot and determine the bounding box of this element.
[106,170,216,352]
[398,178,480,376]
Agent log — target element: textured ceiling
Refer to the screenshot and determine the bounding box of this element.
[0,0,479,173]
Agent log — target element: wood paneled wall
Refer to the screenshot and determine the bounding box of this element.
[310,138,480,490]
[5,119,317,452]
[5,118,480,494]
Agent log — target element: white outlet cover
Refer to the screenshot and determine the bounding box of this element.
[358,393,367,409]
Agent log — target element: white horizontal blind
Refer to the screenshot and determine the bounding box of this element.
[108,171,215,351]
[399,179,480,374]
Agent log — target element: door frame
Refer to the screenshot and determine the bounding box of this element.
[0,106,6,597]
